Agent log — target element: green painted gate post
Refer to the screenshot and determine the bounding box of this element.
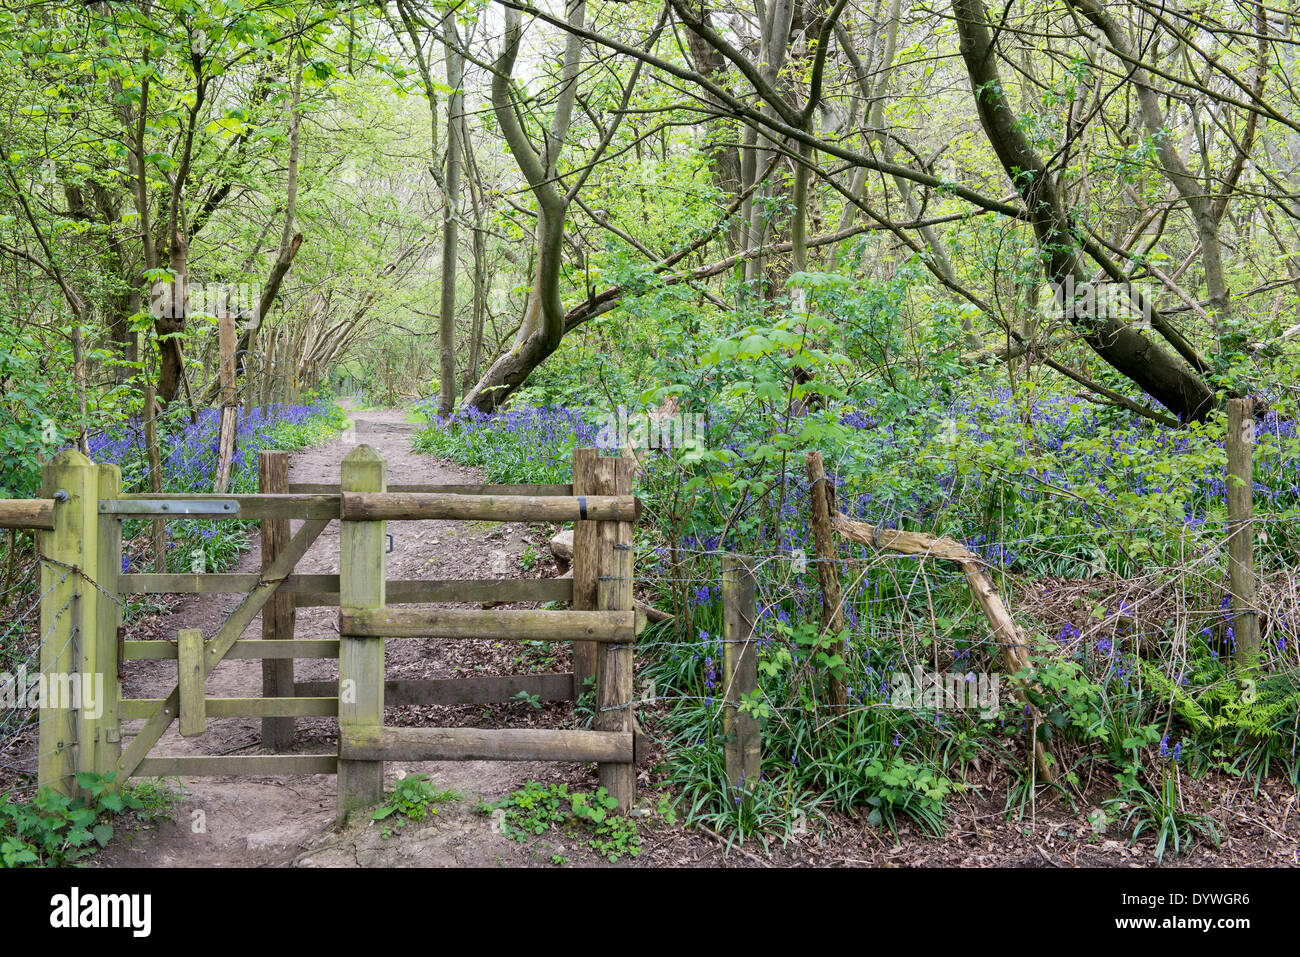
[337,444,386,822]
[94,463,123,776]
[39,450,99,796]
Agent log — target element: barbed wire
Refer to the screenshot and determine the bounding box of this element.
[0,591,78,796]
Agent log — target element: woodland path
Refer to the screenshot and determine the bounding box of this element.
[96,404,593,868]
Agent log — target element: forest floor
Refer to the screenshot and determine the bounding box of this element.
[77,405,1297,868]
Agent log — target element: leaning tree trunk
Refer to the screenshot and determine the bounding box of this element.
[461,0,585,414]
[952,0,1214,422]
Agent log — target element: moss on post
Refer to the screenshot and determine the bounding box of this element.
[337,444,387,822]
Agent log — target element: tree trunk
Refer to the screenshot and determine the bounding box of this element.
[461,0,585,413]
[952,0,1214,422]
[438,11,465,417]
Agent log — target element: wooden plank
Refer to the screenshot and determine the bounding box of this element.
[123,639,339,660]
[339,726,632,763]
[95,464,123,774]
[340,607,635,641]
[337,445,386,821]
[294,673,575,707]
[214,409,238,492]
[571,448,599,695]
[290,482,573,496]
[119,574,573,605]
[112,493,339,520]
[341,491,639,523]
[594,455,636,811]
[133,755,338,777]
[177,629,206,737]
[113,517,331,784]
[722,554,761,789]
[39,449,97,796]
[122,697,338,719]
[306,577,573,606]
[259,449,294,749]
[0,499,55,530]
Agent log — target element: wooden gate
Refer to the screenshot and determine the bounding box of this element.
[1,445,640,818]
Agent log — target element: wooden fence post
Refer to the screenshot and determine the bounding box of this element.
[94,463,122,775]
[143,385,166,573]
[214,309,238,493]
[259,450,295,748]
[722,553,761,790]
[806,451,847,710]
[571,448,599,697]
[1227,397,1261,671]
[39,450,99,796]
[594,454,635,811]
[338,444,386,821]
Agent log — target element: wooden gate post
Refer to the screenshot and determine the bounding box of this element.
[259,450,295,748]
[39,450,99,796]
[94,463,123,775]
[594,455,635,811]
[1227,397,1261,672]
[722,554,761,789]
[338,444,386,821]
[571,448,599,696]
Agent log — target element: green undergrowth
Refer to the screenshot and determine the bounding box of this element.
[476,781,646,863]
[372,773,459,839]
[0,772,180,867]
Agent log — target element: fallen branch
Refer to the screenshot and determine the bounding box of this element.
[831,514,1055,784]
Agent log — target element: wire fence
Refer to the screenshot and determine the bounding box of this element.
[0,567,75,799]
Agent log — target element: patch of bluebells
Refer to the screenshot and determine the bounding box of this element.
[86,400,337,493]
[415,404,601,484]
[839,390,1300,552]
[422,389,1300,577]
[1159,734,1183,762]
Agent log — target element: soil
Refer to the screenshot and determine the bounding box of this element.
[56,406,1299,867]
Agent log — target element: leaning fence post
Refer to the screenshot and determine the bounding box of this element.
[338,444,386,821]
[1227,397,1261,672]
[722,554,761,790]
[143,385,166,573]
[806,450,847,710]
[39,450,99,796]
[259,449,295,749]
[94,463,123,776]
[595,454,635,812]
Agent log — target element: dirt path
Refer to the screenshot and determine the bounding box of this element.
[98,405,590,868]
